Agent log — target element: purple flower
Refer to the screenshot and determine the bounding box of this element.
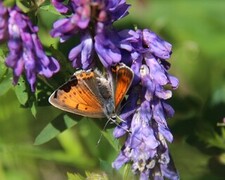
[0,4,60,91]
[94,27,122,67]
[51,0,130,69]
[51,0,70,14]
[0,2,8,41]
[112,29,179,180]
[68,31,94,69]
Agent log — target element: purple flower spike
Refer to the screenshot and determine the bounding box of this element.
[113,111,179,180]
[113,112,179,180]
[112,28,179,179]
[51,0,130,68]
[0,5,60,91]
[0,2,9,41]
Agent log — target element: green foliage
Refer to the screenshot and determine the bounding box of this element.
[1,0,225,179]
[67,171,108,180]
[14,76,29,105]
[0,48,12,96]
[34,114,80,145]
[197,127,225,150]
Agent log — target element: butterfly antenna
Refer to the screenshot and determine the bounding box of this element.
[96,118,112,146]
[97,116,142,146]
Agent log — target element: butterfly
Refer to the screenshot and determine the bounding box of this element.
[49,63,134,121]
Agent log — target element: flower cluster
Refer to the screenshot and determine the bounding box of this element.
[112,29,179,180]
[0,2,60,91]
[51,0,130,69]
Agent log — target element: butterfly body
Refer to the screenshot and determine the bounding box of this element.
[49,63,134,119]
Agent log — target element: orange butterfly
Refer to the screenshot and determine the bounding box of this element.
[49,63,134,120]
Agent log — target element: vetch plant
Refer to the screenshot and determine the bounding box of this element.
[0,0,179,179]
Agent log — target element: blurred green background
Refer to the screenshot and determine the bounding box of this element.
[1,0,225,179]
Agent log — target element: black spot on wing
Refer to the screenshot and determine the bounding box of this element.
[75,104,88,111]
[69,75,77,81]
[59,76,78,92]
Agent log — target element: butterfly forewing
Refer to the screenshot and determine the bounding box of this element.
[49,70,106,118]
[113,64,134,110]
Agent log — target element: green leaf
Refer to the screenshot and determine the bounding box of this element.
[2,0,15,7]
[0,65,12,97]
[206,128,225,150]
[85,172,108,180]
[219,153,225,166]
[123,164,135,180]
[0,73,12,96]
[39,4,62,16]
[31,101,37,118]
[14,76,29,105]
[0,42,12,95]
[34,114,81,145]
[102,129,120,152]
[212,85,225,105]
[16,0,40,13]
[67,171,108,180]
[99,159,113,175]
[67,172,85,180]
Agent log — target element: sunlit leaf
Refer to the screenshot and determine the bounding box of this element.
[67,171,108,180]
[39,4,62,16]
[0,73,13,96]
[0,59,12,96]
[206,128,225,150]
[14,76,29,105]
[123,164,135,180]
[0,48,14,96]
[31,101,37,118]
[34,114,81,145]
[16,0,35,13]
[85,171,108,180]
[101,129,120,152]
[67,172,85,180]
[2,0,15,7]
[219,153,225,166]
